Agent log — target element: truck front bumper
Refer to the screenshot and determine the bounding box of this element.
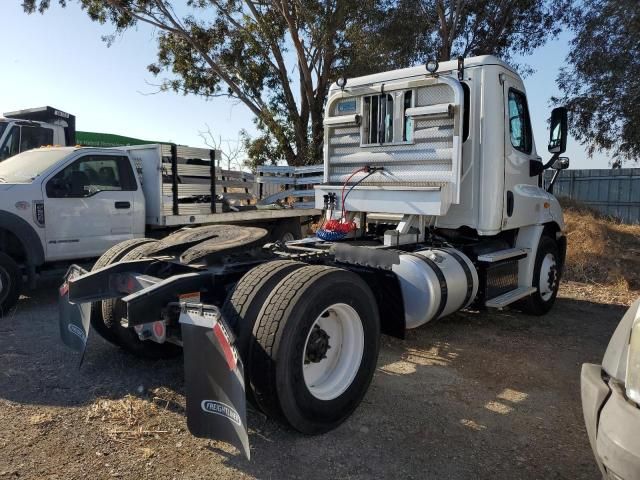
[581,363,640,479]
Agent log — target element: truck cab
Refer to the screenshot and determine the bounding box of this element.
[0,107,75,161]
[0,146,145,260]
[315,54,569,314]
[0,146,145,310]
[316,55,564,234]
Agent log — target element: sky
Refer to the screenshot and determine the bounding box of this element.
[0,2,612,169]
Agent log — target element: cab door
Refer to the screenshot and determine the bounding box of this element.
[502,75,542,229]
[43,153,137,261]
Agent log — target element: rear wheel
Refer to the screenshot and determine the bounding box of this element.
[90,238,156,343]
[221,260,306,407]
[102,241,182,359]
[519,235,561,315]
[0,252,21,315]
[221,260,305,359]
[249,265,380,433]
[270,219,302,243]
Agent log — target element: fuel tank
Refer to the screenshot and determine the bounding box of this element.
[391,248,478,328]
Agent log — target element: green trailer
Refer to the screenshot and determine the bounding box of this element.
[75,131,166,148]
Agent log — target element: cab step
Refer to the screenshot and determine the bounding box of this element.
[485,286,537,308]
[477,248,528,263]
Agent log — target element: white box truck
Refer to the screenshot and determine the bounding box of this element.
[59,55,569,458]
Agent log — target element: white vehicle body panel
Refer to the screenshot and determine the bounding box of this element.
[39,148,144,261]
[315,55,563,240]
[123,144,166,226]
[0,147,146,262]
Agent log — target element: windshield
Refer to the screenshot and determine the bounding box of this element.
[0,149,72,183]
[0,121,7,139]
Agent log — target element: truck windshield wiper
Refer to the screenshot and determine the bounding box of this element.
[0,177,7,183]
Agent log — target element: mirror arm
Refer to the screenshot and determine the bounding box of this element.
[542,152,560,170]
[546,169,561,194]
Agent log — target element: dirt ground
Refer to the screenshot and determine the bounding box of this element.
[0,280,632,480]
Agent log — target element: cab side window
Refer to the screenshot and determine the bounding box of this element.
[46,155,136,198]
[508,89,532,154]
[0,127,20,160]
[20,126,53,152]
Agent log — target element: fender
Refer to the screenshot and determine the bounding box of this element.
[0,211,45,267]
[515,222,565,288]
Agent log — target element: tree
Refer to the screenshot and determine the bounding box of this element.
[555,0,640,163]
[198,125,247,171]
[24,0,410,166]
[24,1,568,166]
[391,0,569,66]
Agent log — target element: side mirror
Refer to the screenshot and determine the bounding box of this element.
[548,107,568,154]
[551,157,569,170]
[552,156,569,170]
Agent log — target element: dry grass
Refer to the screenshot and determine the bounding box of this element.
[561,197,640,298]
[85,394,170,440]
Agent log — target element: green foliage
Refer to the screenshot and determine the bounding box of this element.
[393,0,569,64]
[556,0,640,163]
[23,0,569,166]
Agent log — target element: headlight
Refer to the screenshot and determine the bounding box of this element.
[625,310,640,404]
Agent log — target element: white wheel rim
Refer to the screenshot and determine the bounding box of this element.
[539,253,557,301]
[302,303,364,401]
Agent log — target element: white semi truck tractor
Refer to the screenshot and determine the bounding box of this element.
[59,55,569,458]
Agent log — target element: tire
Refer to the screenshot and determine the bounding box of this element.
[519,235,561,315]
[0,252,22,315]
[248,265,380,434]
[90,238,156,343]
[221,260,305,358]
[221,260,306,408]
[270,219,302,243]
[102,241,181,359]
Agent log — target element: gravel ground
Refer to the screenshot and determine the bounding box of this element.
[0,280,628,479]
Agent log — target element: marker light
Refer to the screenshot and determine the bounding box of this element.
[426,59,439,74]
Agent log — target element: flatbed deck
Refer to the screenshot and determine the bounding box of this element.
[151,208,321,227]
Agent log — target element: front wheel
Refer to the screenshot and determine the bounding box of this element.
[519,235,561,315]
[0,252,22,314]
[249,265,380,434]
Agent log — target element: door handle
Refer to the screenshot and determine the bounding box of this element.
[115,201,131,209]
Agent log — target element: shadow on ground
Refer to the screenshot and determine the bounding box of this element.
[0,282,626,479]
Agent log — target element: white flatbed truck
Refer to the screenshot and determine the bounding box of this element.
[0,143,316,311]
[58,55,569,458]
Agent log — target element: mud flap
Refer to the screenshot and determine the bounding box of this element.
[58,265,91,360]
[180,303,250,460]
